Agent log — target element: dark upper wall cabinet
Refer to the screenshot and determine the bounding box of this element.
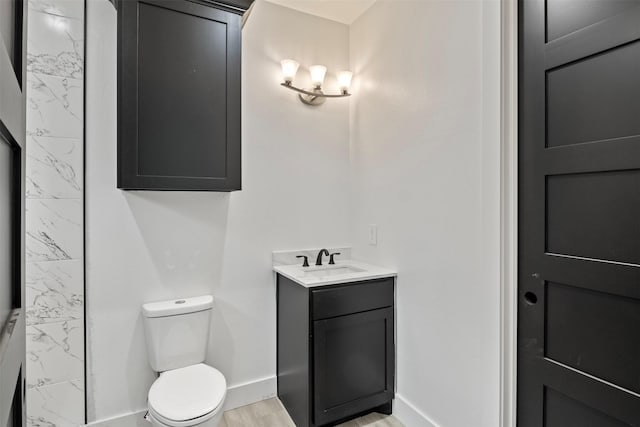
[196,0,255,12]
[111,0,253,12]
[118,0,250,191]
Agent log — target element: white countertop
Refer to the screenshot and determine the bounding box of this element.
[273,260,397,288]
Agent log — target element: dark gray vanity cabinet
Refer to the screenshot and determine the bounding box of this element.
[277,275,395,427]
[117,0,250,191]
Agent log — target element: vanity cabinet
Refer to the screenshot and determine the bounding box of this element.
[117,0,251,191]
[277,275,395,427]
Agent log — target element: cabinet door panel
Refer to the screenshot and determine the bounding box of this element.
[313,307,394,426]
[118,0,242,191]
[137,1,228,179]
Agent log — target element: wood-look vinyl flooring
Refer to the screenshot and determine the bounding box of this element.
[220,398,404,427]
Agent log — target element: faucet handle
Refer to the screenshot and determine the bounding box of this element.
[296,255,310,267]
[328,252,341,265]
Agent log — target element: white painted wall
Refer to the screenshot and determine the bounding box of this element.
[348,1,501,427]
[85,0,351,421]
[86,0,502,424]
[264,0,376,24]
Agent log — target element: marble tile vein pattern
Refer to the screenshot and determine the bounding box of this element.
[25,0,86,425]
[26,379,85,427]
[26,260,83,325]
[27,6,84,79]
[27,44,84,80]
[26,319,84,389]
[26,135,83,199]
[29,0,85,20]
[26,199,83,262]
[27,72,83,139]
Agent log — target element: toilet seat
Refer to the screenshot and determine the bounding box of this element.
[149,405,218,427]
[148,363,227,427]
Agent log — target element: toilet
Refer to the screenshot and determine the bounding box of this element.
[142,295,227,427]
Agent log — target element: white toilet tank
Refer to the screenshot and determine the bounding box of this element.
[142,295,214,372]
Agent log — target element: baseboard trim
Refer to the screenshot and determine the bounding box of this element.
[224,375,277,411]
[85,376,277,426]
[394,395,440,427]
[86,383,431,427]
[85,410,147,427]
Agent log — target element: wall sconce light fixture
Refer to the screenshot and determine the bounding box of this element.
[280,59,352,106]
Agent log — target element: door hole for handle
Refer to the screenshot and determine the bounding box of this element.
[524,292,538,305]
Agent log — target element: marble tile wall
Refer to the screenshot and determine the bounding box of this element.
[25,0,85,426]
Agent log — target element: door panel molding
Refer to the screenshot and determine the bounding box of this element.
[545,6,640,69]
[518,0,640,425]
[541,255,640,298]
[542,361,640,424]
[542,137,640,175]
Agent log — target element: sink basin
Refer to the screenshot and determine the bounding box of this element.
[301,265,365,278]
[273,259,397,288]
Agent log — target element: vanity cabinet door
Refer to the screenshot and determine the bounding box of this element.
[117,0,243,191]
[313,307,395,426]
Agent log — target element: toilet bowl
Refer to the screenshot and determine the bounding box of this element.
[142,296,226,427]
[147,364,227,427]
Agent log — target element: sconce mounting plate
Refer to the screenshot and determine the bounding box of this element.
[299,88,327,106]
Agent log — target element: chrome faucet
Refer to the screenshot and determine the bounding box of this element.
[315,249,330,266]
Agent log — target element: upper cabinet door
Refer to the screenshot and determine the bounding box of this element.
[118,0,243,191]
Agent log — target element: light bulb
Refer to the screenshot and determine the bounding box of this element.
[281,59,300,84]
[309,65,327,88]
[337,71,353,94]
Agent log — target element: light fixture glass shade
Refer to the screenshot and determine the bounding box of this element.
[309,65,327,88]
[281,59,300,84]
[337,71,353,93]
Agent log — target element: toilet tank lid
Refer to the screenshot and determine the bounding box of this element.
[143,295,214,318]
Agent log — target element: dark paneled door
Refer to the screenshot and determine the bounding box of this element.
[0,1,26,426]
[519,0,640,426]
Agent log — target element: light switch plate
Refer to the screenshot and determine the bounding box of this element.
[368,224,378,246]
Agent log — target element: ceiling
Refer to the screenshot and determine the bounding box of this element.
[264,0,377,24]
